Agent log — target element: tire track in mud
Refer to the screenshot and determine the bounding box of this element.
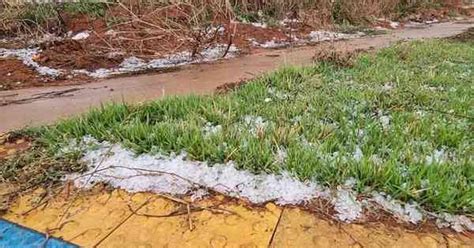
[0,88,82,106]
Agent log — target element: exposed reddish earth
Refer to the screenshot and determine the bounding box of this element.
[61,13,107,33]
[0,59,46,90]
[0,58,91,91]
[37,40,124,71]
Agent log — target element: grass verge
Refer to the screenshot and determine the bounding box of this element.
[2,38,473,214]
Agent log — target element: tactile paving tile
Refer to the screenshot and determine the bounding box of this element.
[344,224,474,248]
[3,189,473,247]
[270,208,359,247]
[3,189,150,247]
[98,195,282,247]
[271,208,474,248]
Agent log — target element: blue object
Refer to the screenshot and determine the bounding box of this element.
[0,219,77,248]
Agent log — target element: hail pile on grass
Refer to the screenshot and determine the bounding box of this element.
[18,39,474,215]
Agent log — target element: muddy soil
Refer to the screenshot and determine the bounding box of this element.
[0,58,91,91]
[37,40,124,71]
[0,59,48,90]
[34,21,291,70]
[0,19,303,91]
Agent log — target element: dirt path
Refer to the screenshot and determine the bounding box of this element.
[0,21,472,132]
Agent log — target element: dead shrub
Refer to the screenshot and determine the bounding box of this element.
[0,0,455,38]
[331,0,399,24]
[0,0,458,56]
[215,80,246,94]
[94,1,236,58]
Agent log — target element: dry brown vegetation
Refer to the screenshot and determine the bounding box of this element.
[0,0,455,52]
[0,0,454,36]
[312,44,368,67]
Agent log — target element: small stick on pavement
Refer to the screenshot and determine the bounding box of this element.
[187,203,193,231]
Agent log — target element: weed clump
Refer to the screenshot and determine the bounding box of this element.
[0,131,85,197]
[313,46,366,67]
[448,27,474,43]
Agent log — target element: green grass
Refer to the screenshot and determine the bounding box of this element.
[15,1,107,28]
[19,4,59,26]
[10,39,474,214]
[63,0,108,18]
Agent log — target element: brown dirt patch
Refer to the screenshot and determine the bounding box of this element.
[34,21,305,73]
[61,13,107,33]
[31,20,301,77]
[0,58,90,91]
[37,40,123,71]
[0,59,51,90]
[215,80,246,94]
[312,44,373,67]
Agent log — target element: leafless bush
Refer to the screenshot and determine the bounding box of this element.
[0,0,453,35]
[94,1,236,57]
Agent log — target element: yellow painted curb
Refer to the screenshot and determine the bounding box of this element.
[4,189,149,247]
[99,197,281,247]
[2,188,473,247]
[271,208,473,248]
